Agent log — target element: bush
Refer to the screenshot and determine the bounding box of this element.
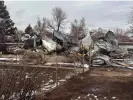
[0,67,43,100]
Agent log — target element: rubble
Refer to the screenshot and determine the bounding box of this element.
[23,34,42,49]
[81,32,92,49]
[6,46,24,54]
[41,35,62,52]
[92,54,111,66]
[53,31,79,46]
[84,30,132,68]
[2,28,133,69]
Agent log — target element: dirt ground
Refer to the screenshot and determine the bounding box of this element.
[0,66,76,100]
[44,68,133,100]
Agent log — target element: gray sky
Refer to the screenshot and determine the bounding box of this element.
[5,1,133,32]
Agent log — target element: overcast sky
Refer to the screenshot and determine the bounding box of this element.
[4,1,133,32]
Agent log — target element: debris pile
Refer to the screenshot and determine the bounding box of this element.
[2,29,133,69]
[90,30,131,68]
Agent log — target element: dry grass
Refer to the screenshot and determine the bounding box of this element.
[0,67,42,100]
[23,50,46,64]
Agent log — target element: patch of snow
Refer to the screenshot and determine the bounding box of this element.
[84,96,86,98]
[59,79,66,82]
[83,64,89,68]
[112,96,116,99]
[94,95,98,100]
[41,88,50,91]
[0,58,11,61]
[42,80,44,83]
[78,96,80,99]
[45,62,89,68]
[104,97,107,99]
[87,93,90,96]
[41,82,60,91]
[25,75,31,79]
[49,79,54,83]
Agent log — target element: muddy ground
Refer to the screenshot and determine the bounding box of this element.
[44,68,133,100]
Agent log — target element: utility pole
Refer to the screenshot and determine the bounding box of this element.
[33,34,36,52]
[55,32,58,87]
[82,42,85,73]
[89,42,93,67]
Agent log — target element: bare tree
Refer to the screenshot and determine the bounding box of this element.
[47,19,55,31]
[114,28,132,42]
[48,7,67,32]
[34,17,48,37]
[15,29,23,42]
[70,17,87,40]
[115,28,124,35]
[71,19,78,37]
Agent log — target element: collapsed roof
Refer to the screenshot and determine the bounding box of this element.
[41,35,62,52]
[53,31,79,46]
[91,30,119,52]
[89,30,129,66]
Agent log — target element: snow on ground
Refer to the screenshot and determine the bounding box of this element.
[71,93,118,100]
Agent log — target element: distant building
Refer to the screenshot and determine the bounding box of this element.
[129,36,133,40]
[21,34,31,42]
[4,35,14,42]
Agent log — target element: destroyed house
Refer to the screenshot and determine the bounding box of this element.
[91,30,119,55]
[39,31,53,39]
[91,31,105,42]
[105,30,118,46]
[21,34,31,42]
[23,34,42,49]
[53,31,79,47]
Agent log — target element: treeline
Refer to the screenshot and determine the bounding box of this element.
[0,1,133,42]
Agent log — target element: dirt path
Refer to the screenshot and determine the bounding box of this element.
[44,68,133,100]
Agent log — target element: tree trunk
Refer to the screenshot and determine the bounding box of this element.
[57,22,61,32]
